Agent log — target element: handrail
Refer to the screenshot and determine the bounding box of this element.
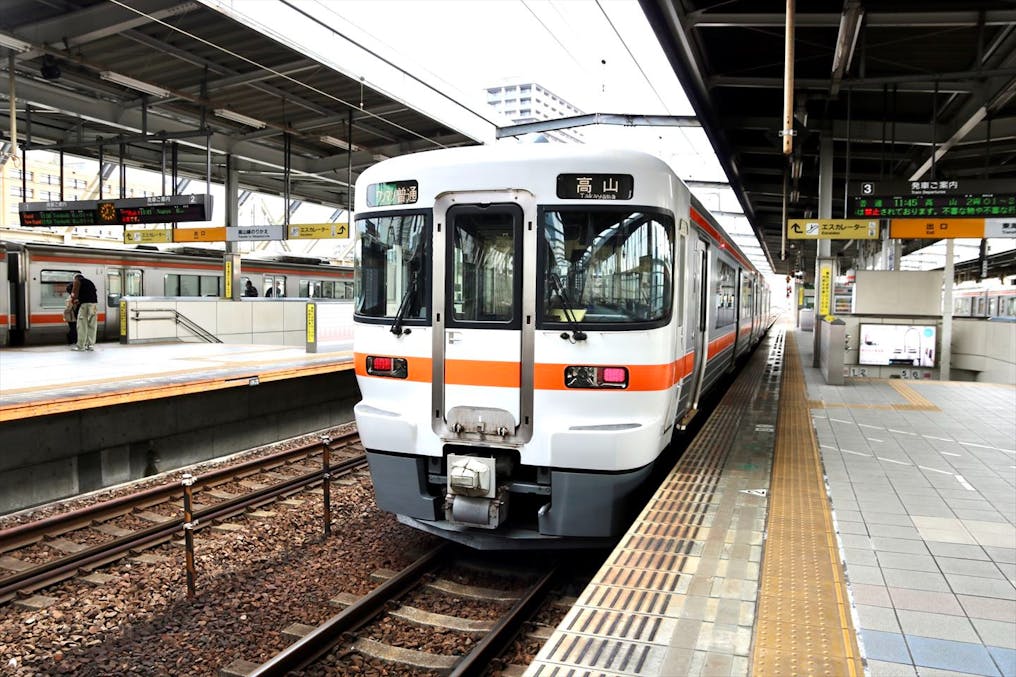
[130,307,222,343]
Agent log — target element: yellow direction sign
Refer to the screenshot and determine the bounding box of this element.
[787,219,880,239]
[287,223,349,239]
[173,226,227,242]
[124,229,172,244]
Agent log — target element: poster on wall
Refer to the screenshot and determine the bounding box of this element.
[859,324,937,367]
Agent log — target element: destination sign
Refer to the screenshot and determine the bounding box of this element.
[787,219,879,240]
[287,223,350,239]
[366,180,418,207]
[557,173,634,200]
[19,194,213,227]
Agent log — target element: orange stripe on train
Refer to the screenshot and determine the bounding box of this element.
[354,352,699,391]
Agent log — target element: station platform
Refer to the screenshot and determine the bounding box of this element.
[0,341,356,513]
[0,341,354,422]
[527,325,1015,677]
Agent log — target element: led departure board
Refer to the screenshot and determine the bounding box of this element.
[849,179,1016,219]
[18,194,213,227]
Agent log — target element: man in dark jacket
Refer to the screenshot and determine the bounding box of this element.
[70,274,98,351]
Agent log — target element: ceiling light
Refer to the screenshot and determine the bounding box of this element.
[320,135,361,152]
[214,108,267,129]
[0,32,31,53]
[100,71,170,98]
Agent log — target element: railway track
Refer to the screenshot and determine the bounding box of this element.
[239,544,576,676]
[0,431,366,604]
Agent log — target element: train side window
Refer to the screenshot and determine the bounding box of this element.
[107,271,122,306]
[125,269,143,295]
[199,275,221,297]
[40,269,79,308]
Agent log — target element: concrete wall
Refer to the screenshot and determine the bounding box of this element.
[951,319,1016,384]
[853,270,943,316]
[123,298,352,346]
[0,370,361,514]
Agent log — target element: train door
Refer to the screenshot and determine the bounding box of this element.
[432,198,531,442]
[104,268,142,338]
[684,238,710,423]
[263,275,285,297]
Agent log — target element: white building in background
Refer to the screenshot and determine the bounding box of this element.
[486,82,585,144]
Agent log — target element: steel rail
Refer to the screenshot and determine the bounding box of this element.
[449,564,561,677]
[249,544,453,676]
[0,454,366,604]
[0,431,358,551]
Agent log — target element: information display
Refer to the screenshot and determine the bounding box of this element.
[849,179,1016,219]
[859,324,937,367]
[19,194,213,227]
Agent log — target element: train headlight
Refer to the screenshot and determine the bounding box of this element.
[564,365,629,389]
[366,355,408,378]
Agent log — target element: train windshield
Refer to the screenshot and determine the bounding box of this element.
[354,212,430,320]
[542,209,673,326]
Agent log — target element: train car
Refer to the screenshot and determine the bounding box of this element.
[0,241,353,346]
[352,145,776,548]
[953,280,1016,320]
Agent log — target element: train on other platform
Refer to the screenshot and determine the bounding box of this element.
[952,281,1016,320]
[351,145,778,549]
[0,241,353,346]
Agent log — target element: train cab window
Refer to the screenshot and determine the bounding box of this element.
[541,209,673,327]
[40,270,79,308]
[354,212,430,321]
[449,207,519,323]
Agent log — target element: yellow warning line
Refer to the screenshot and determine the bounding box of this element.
[751,332,863,676]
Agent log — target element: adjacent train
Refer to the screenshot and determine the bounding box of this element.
[0,240,353,346]
[352,145,778,548]
[952,282,1016,320]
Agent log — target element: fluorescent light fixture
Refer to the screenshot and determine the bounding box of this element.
[99,71,170,98]
[320,135,358,151]
[215,108,267,129]
[0,32,32,53]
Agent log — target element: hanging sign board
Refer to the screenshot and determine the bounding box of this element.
[226,225,284,241]
[173,227,227,242]
[287,223,350,239]
[787,219,879,239]
[124,229,172,244]
[890,217,1016,239]
[850,179,1016,219]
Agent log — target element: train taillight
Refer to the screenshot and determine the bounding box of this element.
[366,355,408,378]
[564,365,629,389]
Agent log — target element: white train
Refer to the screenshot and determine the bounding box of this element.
[0,240,353,347]
[352,145,777,548]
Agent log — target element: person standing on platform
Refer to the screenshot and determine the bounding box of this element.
[244,280,258,297]
[63,282,78,345]
[70,273,98,351]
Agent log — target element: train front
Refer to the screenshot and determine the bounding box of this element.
[352,147,684,549]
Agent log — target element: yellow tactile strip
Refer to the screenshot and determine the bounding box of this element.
[751,332,863,676]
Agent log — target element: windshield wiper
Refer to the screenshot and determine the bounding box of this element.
[390,268,418,336]
[548,272,587,342]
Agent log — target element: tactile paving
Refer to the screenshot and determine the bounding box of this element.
[526,331,783,676]
[750,332,863,677]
